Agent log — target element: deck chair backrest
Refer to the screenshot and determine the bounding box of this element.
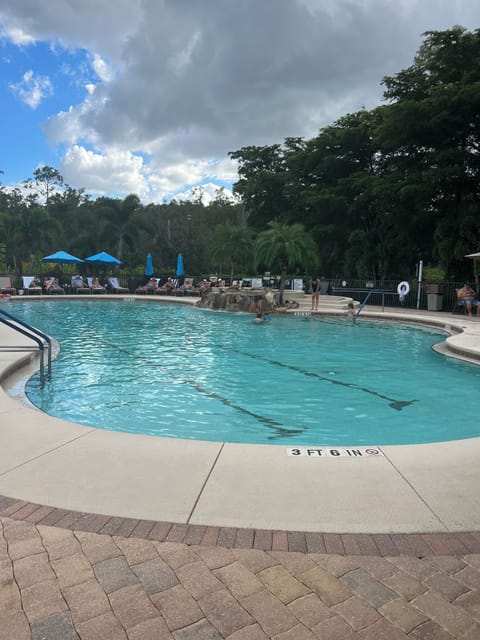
[22,276,35,288]
[0,276,13,288]
[109,277,120,288]
[184,278,193,287]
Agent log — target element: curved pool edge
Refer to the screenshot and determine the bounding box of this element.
[1,300,480,540]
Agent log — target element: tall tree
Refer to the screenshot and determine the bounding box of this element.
[254,222,318,303]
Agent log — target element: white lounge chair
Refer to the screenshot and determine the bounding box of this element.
[22,276,42,295]
[108,277,128,293]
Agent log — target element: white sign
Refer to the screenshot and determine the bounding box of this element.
[287,447,383,457]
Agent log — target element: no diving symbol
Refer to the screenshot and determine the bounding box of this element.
[365,448,381,455]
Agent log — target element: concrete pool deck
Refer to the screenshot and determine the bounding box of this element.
[1,296,480,541]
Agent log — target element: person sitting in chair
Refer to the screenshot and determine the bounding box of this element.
[457,283,480,316]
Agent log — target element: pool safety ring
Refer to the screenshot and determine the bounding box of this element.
[397,281,410,302]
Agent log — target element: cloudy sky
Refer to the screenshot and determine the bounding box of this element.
[0,0,478,203]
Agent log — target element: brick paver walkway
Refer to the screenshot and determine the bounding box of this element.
[2,511,480,639]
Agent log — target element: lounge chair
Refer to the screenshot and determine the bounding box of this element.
[136,277,159,294]
[108,277,129,294]
[155,278,176,295]
[0,276,17,296]
[23,276,42,295]
[71,275,91,294]
[44,277,65,295]
[87,277,106,294]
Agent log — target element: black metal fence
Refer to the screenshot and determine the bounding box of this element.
[0,272,469,313]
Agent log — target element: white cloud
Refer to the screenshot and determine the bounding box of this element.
[60,145,149,198]
[2,0,480,201]
[9,69,53,108]
[91,53,114,83]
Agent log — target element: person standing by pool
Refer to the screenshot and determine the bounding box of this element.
[310,275,321,310]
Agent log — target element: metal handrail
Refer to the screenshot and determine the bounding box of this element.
[353,289,393,321]
[0,307,52,386]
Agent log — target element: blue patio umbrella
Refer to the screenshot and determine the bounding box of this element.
[42,250,84,264]
[85,251,122,265]
[176,253,184,277]
[144,253,154,276]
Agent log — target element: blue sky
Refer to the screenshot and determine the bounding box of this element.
[1,1,479,204]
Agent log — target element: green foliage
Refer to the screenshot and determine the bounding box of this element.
[423,266,446,282]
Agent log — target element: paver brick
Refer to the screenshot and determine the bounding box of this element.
[172,618,223,639]
[21,579,67,624]
[75,611,128,640]
[198,588,253,636]
[388,556,438,581]
[176,560,223,599]
[75,530,121,563]
[382,569,428,601]
[424,570,469,601]
[14,551,56,588]
[93,556,139,593]
[7,534,45,561]
[0,580,21,613]
[300,565,351,605]
[379,597,429,633]
[113,536,158,565]
[108,583,160,629]
[331,594,380,630]
[131,557,179,593]
[127,616,173,640]
[356,617,410,639]
[339,568,398,608]
[0,610,30,640]
[454,589,480,622]
[257,564,309,604]
[232,548,278,573]
[455,565,480,590]
[240,589,298,636]
[51,552,94,588]
[38,525,81,560]
[62,577,111,623]
[214,561,263,598]
[191,545,233,569]
[431,555,467,574]
[408,619,455,640]
[287,592,333,627]
[151,584,203,630]
[269,551,316,576]
[154,541,199,569]
[310,553,359,577]
[227,623,269,639]
[311,614,357,640]
[30,611,79,640]
[412,590,477,637]
[271,622,316,639]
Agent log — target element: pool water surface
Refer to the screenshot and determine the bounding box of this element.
[10,300,480,445]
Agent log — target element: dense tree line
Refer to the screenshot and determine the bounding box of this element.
[230,26,480,282]
[1,27,479,283]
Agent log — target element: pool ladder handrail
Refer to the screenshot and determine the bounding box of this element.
[0,307,52,387]
[354,289,388,322]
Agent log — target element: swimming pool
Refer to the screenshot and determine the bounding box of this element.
[9,299,480,445]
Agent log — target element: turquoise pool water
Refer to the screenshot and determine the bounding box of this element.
[10,299,480,445]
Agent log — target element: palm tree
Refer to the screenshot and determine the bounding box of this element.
[255,222,319,304]
[211,225,253,280]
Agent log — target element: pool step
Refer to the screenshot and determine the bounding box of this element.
[281,292,359,314]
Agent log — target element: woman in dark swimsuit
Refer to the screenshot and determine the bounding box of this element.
[310,275,321,310]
